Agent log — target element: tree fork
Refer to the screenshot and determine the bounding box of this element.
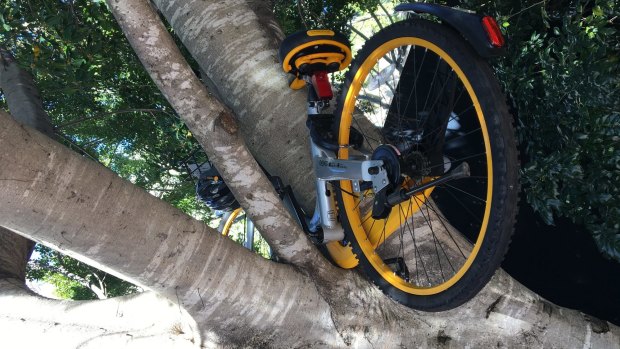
[152,0,317,212]
[105,0,328,270]
[100,6,409,341]
[100,6,406,343]
[1,1,620,347]
[0,111,346,346]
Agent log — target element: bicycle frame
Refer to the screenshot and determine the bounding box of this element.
[206,3,517,311]
[278,78,388,243]
[218,2,501,246]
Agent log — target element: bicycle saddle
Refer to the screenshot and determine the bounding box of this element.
[279,30,352,89]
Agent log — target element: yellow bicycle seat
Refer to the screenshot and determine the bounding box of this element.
[279,30,352,89]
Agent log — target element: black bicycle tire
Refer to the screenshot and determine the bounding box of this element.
[333,18,519,311]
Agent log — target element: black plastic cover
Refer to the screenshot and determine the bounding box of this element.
[395,3,506,58]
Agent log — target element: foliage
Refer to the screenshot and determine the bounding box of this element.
[470,0,619,261]
[275,0,620,261]
[27,244,140,300]
[1,0,214,298]
[0,0,211,215]
[274,0,384,35]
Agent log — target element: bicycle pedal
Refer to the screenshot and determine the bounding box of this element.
[384,257,410,282]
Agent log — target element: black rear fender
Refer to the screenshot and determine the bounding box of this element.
[395,3,506,58]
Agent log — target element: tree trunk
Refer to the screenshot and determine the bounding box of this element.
[0,228,31,281]
[104,0,326,270]
[152,0,316,211]
[0,278,199,348]
[0,46,57,285]
[1,104,619,348]
[0,48,55,138]
[0,111,345,346]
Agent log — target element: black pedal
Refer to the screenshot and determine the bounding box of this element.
[384,257,410,282]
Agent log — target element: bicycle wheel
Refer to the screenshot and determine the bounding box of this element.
[219,208,272,258]
[334,19,518,311]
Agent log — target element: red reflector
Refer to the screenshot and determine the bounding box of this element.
[481,16,505,48]
[311,71,333,100]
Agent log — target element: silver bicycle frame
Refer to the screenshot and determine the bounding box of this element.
[308,139,389,242]
[304,75,389,243]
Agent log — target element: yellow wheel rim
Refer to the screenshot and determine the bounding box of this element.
[221,207,243,237]
[338,37,493,295]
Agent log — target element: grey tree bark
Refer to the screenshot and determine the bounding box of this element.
[152,0,316,211]
[0,278,199,348]
[104,0,325,269]
[1,110,619,348]
[0,48,55,138]
[1,0,619,348]
[0,47,56,282]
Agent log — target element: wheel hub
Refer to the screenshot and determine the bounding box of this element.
[371,145,402,186]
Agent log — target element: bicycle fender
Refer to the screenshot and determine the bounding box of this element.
[395,3,506,58]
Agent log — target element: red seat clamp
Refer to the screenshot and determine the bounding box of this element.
[311,71,333,100]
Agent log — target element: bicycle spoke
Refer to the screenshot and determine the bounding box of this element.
[435,186,483,224]
[440,182,487,203]
[420,192,469,259]
[413,195,455,280]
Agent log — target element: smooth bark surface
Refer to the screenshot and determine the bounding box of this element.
[152,0,316,211]
[105,0,325,269]
[0,47,56,281]
[0,228,30,281]
[0,278,199,349]
[1,97,619,348]
[0,111,344,347]
[0,49,55,138]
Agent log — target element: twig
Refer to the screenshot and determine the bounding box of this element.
[297,0,309,29]
[52,132,101,163]
[506,0,546,20]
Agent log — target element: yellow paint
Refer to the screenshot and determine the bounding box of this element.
[293,52,345,70]
[289,77,306,90]
[326,241,358,269]
[282,40,352,73]
[221,207,242,237]
[336,37,494,295]
[307,29,335,36]
[364,187,435,248]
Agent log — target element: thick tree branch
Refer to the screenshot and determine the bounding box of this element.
[1,107,619,347]
[0,278,199,348]
[0,47,58,282]
[0,111,347,346]
[105,0,327,269]
[0,48,55,138]
[1,2,619,348]
[0,228,31,281]
[153,0,316,212]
